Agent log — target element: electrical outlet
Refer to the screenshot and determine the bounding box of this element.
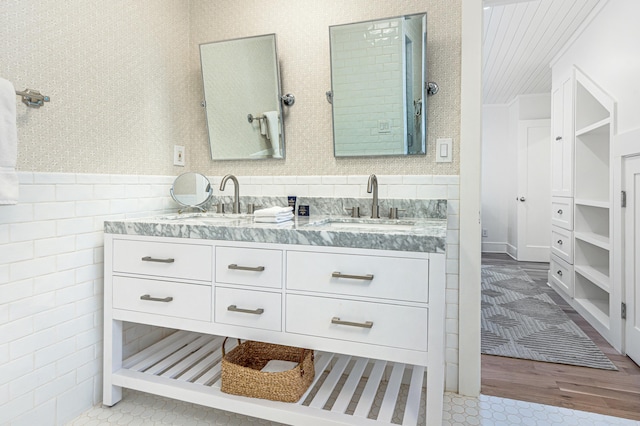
[482,228,488,237]
[174,145,185,167]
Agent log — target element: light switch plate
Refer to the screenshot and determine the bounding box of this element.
[174,145,185,166]
[436,138,453,163]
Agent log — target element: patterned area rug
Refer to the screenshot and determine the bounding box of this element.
[481,265,617,370]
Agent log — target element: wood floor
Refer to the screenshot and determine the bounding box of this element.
[481,253,640,421]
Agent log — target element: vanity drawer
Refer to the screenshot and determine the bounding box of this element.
[214,287,281,331]
[112,239,212,282]
[112,276,211,321]
[215,246,282,288]
[286,251,429,303]
[551,226,573,264]
[286,294,427,352]
[551,197,573,230]
[550,254,574,297]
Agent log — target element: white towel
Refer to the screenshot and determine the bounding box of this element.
[253,206,293,217]
[254,212,294,223]
[260,359,298,373]
[263,111,282,158]
[0,78,18,205]
[259,117,268,136]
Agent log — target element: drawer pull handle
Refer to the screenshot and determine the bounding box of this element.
[331,272,374,281]
[141,256,175,263]
[331,317,373,329]
[228,264,265,272]
[555,136,563,141]
[140,294,173,303]
[557,240,563,245]
[557,270,563,277]
[227,305,264,315]
[557,209,563,215]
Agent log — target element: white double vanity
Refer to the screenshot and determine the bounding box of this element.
[102,204,447,426]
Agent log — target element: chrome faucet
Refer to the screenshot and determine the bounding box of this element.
[219,174,240,214]
[367,174,380,219]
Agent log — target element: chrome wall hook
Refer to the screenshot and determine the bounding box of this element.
[281,93,295,106]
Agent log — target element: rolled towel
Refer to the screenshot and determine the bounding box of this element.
[253,206,293,217]
[254,212,294,223]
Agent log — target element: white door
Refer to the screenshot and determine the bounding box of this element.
[624,155,640,366]
[517,119,551,262]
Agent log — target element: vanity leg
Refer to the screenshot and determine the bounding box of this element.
[426,254,446,425]
[103,319,123,406]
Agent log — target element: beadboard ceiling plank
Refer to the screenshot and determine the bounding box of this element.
[482,0,603,104]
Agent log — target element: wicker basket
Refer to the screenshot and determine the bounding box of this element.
[220,338,315,402]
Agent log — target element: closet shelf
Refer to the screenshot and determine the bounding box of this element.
[574,297,610,329]
[574,232,610,250]
[574,198,610,209]
[574,265,610,293]
[575,118,610,137]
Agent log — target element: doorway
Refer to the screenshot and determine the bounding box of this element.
[479,0,640,419]
[516,119,551,262]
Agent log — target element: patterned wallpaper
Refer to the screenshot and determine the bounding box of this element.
[1,0,461,176]
[0,0,191,175]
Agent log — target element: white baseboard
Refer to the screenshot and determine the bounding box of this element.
[506,244,517,260]
[481,242,507,253]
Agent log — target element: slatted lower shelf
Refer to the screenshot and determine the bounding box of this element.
[110,331,431,426]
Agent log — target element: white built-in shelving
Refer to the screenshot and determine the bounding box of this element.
[571,69,615,341]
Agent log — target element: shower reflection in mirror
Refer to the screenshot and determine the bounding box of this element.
[329,13,427,157]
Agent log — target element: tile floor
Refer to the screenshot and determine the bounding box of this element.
[69,390,639,425]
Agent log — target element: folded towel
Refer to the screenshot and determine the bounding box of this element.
[0,78,18,205]
[254,212,294,223]
[253,206,293,217]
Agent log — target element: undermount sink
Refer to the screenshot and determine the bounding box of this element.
[159,213,252,224]
[304,218,419,232]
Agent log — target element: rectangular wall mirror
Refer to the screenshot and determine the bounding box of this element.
[200,34,285,160]
[329,13,427,157]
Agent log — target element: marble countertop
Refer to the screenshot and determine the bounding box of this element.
[104,213,447,253]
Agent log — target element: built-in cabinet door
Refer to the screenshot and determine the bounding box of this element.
[624,155,640,366]
[550,76,573,197]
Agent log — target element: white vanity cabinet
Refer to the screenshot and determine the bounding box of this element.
[104,233,446,426]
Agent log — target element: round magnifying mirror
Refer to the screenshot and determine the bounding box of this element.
[170,172,213,212]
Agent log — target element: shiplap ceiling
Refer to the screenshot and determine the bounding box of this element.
[482,0,602,104]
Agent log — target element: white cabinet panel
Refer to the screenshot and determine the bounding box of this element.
[551,226,573,264]
[113,276,211,321]
[549,254,574,297]
[113,239,212,282]
[551,76,574,197]
[286,250,429,303]
[286,294,428,352]
[216,246,282,288]
[215,287,281,331]
[551,197,574,230]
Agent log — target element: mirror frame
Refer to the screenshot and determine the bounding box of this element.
[170,172,213,212]
[329,12,429,158]
[199,33,285,161]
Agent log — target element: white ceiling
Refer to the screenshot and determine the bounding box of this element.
[482,0,602,104]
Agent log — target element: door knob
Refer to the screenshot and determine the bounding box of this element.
[519,197,526,202]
